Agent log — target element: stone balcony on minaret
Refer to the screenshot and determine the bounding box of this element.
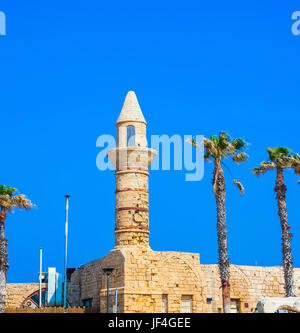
[107,91,157,247]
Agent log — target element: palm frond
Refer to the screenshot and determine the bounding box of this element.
[253,161,276,176]
[233,179,245,195]
[267,147,292,162]
[0,194,11,209]
[232,138,247,151]
[219,131,231,141]
[186,138,203,152]
[0,185,17,198]
[293,154,300,174]
[294,166,300,175]
[258,147,300,174]
[204,151,212,162]
[189,133,248,195]
[11,195,36,210]
[218,132,231,152]
[0,184,36,213]
[203,138,218,157]
[275,147,293,156]
[232,152,248,164]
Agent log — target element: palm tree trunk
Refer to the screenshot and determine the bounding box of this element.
[213,160,231,313]
[0,207,8,313]
[275,168,295,297]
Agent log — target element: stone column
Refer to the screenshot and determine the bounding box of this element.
[113,149,156,247]
[107,91,157,247]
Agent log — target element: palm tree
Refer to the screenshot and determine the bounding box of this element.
[0,185,35,313]
[253,148,300,297]
[189,132,248,313]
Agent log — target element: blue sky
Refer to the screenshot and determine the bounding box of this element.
[0,1,299,282]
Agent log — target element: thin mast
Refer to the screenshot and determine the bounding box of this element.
[63,195,70,308]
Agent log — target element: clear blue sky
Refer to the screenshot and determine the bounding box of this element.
[1,1,299,282]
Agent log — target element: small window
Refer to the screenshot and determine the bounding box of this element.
[162,294,168,313]
[127,126,135,147]
[82,298,93,307]
[230,299,240,313]
[181,295,193,313]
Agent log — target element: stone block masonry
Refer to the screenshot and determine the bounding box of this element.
[6,91,300,313]
[70,246,300,313]
[107,91,157,247]
[5,283,47,308]
[71,91,300,313]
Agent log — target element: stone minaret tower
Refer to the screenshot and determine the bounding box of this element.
[107,91,157,248]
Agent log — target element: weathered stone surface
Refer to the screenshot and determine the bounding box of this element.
[256,297,300,313]
[5,92,300,313]
[6,257,300,312]
[108,91,157,247]
[116,91,146,125]
[68,246,300,313]
[77,92,300,313]
[5,283,46,308]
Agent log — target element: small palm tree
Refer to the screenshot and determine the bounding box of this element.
[189,132,248,313]
[253,148,300,297]
[0,185,35,313]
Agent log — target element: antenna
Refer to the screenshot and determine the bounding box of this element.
[39,247,43,307]
[63,195,70,308]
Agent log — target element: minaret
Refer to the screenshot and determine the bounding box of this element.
[107,91,157,247]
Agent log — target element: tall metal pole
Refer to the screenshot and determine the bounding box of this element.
[103,268,114,313]
[63,195,70,308]
[39,247,42,307]
[107,274,110,313]
[113,289,118,313]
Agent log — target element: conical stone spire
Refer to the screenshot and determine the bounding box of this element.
[107,91,157,247]
[116,91,147,124]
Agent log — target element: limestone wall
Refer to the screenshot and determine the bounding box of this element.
[70,250,126,312]
[6,283,47,308]
[70,246,300,313]
[70,257,104,310]
[121,247,202,313]
[66,282,81,307]
[114,170,150,247]
[200,264,300,313]
[74,247,208,313]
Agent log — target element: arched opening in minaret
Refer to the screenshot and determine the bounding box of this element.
[126,125,135,147]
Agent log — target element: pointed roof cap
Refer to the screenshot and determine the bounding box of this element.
[116,91,147,125]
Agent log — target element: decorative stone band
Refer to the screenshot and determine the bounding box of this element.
[115,119,147,126]
[115,169,149,176]
[116,207,149,212]
[115,188,148,193]
[116,167,149,172]
[107,147,157,171]
[114,225,150,233]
